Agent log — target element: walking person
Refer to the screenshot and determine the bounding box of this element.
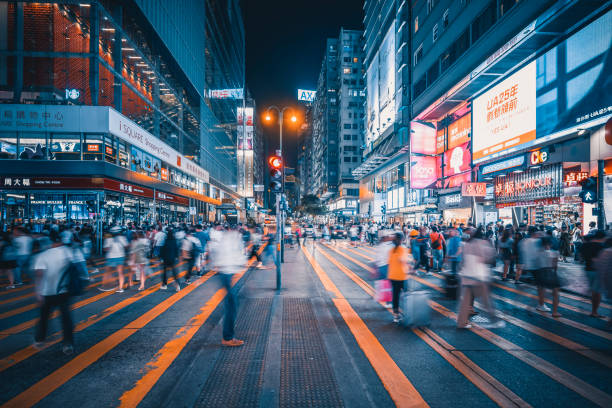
[101,226,128,292]
[181,229,201,284]
[534,236,562,317]
[446,227,463,276]
[559,226,572,262]
[130,231,149,291]
[457,228,504,329]
[33,229,81,355]
[572,222,583,261]
[499,227,514,281]
[387,232,412,323]
[581,230,606,317]
[429,226,445,272]
[208,225,247,346]
[0,231,17,289]
[13,227,32,286]
[160,228,181,291]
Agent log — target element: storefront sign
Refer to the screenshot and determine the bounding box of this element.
[496,197,560,208]
[473,61,536,163]
[86,144,100,152]
[1,177,99,189]
[160,168,169,182]
[528,148,548,166]
[438,193,471,210]
[156,191,189,206]
[443,194,462,205]
[462,183,487,197]
[494,164,562,204]
[481,155,524,175]
[564,171,588,184]
[104,179,154,199]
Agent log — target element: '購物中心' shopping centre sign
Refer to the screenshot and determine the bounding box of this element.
[494,163,562,205]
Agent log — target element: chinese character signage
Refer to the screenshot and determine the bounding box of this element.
[473,61,536,163]
[494,164,562,204]
[564,171,588,185]
[208,88,243,99]
[461,182,487,197]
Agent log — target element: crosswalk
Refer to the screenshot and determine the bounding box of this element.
[0,241,610,407]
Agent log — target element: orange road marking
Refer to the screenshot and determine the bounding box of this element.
[317,245,530,408]
[326,245,612,407]
[0,271,217,408]
[489,293,612,341]
[116,245,264,407]
[0,263,166,341]
[0,268,191,373]
[303,246,428,408]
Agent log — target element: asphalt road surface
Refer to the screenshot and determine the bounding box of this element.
[0,241,610,407]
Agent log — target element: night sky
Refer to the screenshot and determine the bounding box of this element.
[241,0,364,168]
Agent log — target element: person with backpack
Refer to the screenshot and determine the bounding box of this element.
[33,229,78,355]
[181,229,202,284]
[160,228,181,291]
[430,226,446,272]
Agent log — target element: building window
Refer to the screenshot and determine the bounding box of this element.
[433,24,439,43]
[352,123,358,129]
[414,44,423,66]
[414,16,419,33]
[343,67,351,74]
[344,134,351,140]
[344,124,351,129]
[344,156,351,162]
[500,0,518,16]
[352,157,358,162]
[427,0,436,14]
[443,9,449,28]
[353,57,359,63]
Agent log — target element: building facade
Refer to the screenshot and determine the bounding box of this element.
[357,0,611,228]
[309,29,364,219]
[0,0,247,241]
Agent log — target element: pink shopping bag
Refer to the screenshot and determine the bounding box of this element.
[375,279,392,303]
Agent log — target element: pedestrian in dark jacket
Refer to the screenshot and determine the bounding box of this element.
[559,226,572,262]
[160,228,180,292]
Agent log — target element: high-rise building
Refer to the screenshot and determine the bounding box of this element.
[357,0,610,226]
[310,29,364,217]
[0,0,246,240]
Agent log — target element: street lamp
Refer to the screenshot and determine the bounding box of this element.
[264,105,298,156]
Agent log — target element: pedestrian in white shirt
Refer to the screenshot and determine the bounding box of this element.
[101,226,128,292]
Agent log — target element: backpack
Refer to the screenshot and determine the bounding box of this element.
[431,234,441,250]
[58,249,87,296]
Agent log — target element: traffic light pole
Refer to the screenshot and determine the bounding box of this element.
[275,192,281,290]
[598,159,606,228]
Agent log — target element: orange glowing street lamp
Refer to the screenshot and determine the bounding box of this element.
[264,106,299,156]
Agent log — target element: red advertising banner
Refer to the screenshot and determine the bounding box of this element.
[447,113,471,149]
[461,182,487,197]
[410,156,440,189]
[443,141,471,177]
[436,129,445,154]
[444,172,471,188]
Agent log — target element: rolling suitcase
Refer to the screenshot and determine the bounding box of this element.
[400,280,430,327]
[444,273,458,300]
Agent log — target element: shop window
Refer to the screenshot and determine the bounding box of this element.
[118,141,129,168]
[83,134,104,161]
[67,194,97,221]
[49,133,80,160]
[29,193,66,222]
[19,133,47,160]
[104,135,116,163]
[0,132,17,159]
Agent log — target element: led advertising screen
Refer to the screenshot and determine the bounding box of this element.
[366,56,379,145]
[444,141,471,177]
[473,61,537,163]
[410,156,440,189]
[447,113,471,149]
[410,121,437,155]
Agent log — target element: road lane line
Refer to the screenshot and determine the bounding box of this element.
[0,260,164,321]
[0,270,217,408]
[117,263,255,407]
[489,293,612,341]
[302,246,428,408]
[0,263,167,341]
[116,245,264,407]
[317,245,530,408]
[0,268,192,373]
[327,245,612,407]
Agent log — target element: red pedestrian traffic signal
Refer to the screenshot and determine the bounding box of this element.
[268,155,284,193]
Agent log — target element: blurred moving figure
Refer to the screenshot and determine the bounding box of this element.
[101,226,128,293]
[0,231,17,289]
[387,232,412,323]
[581,230,606,317]
[208,225,247,347]
[130,231,149,291]
[160,228,180,292]
[457,228,504,329]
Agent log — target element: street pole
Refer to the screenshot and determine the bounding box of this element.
[279,111,285,263]
[598,159,606,229]
[275,192,281,290]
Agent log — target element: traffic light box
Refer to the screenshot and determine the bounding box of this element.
[579,176,597,203]
[268,155,284,193]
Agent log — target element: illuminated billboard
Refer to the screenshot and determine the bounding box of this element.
[444,141,471,177]
[297,89,316,102]
[208,88,243,99]
[410,156,440,189]
[472,61,537,163]
[410,121,436,155]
